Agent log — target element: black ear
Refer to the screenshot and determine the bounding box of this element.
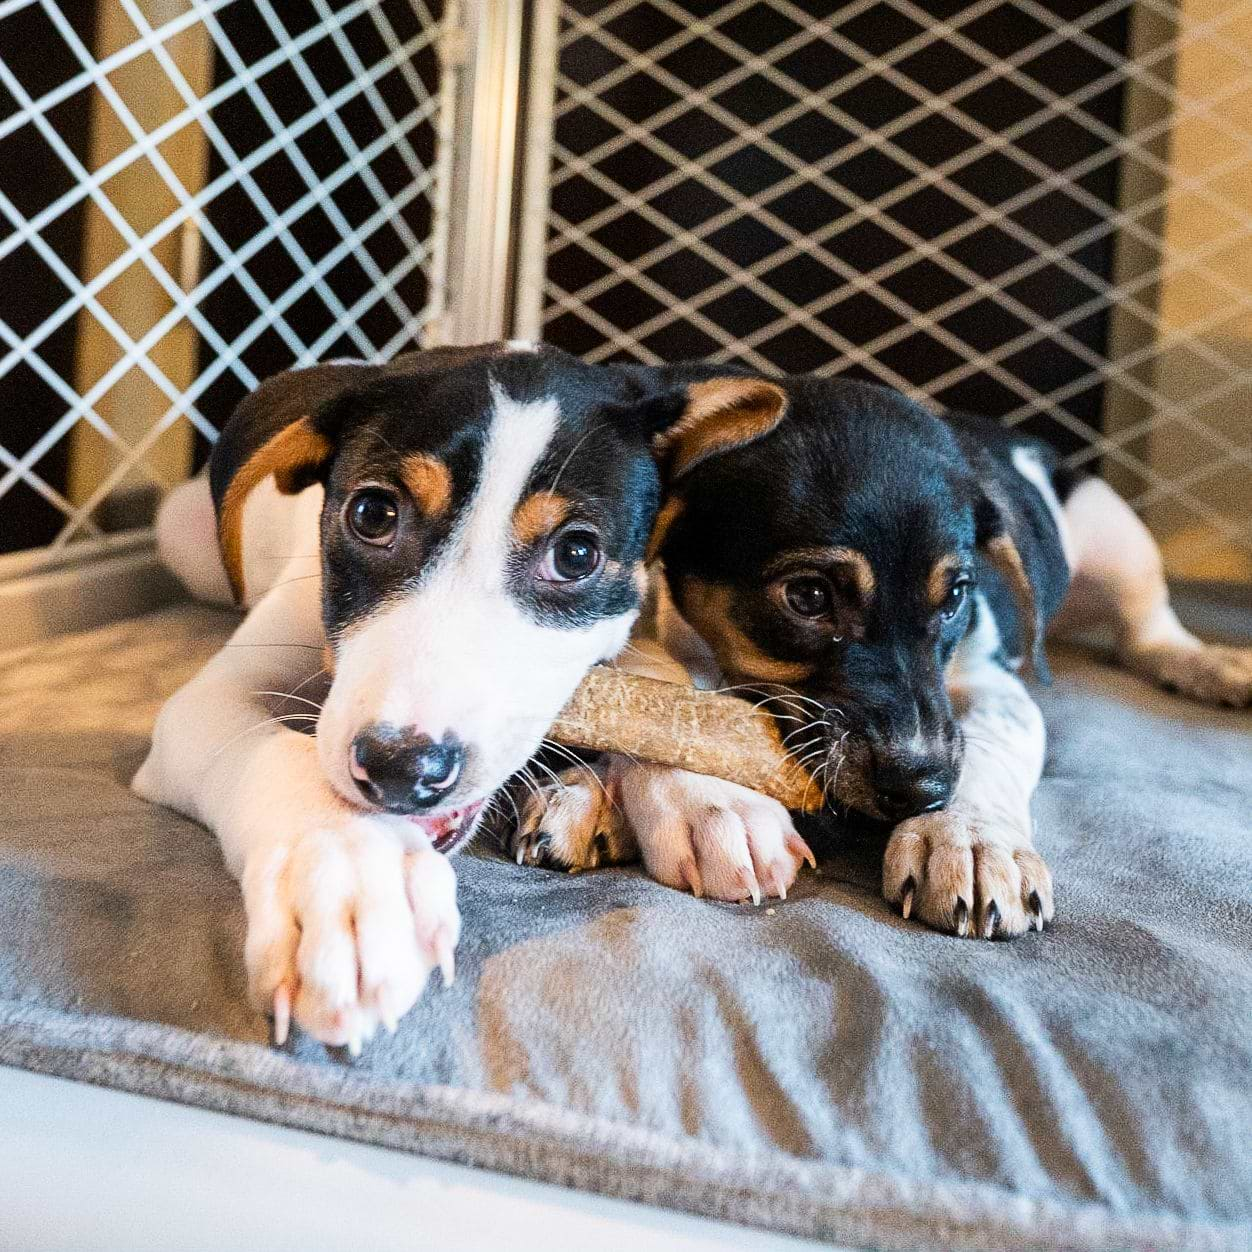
[974,487,1051,683]
[209,360,380,602]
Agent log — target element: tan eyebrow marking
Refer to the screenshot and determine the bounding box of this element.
[400,453,452,517]
[928,554,965,608]
[512,490,572,546]
[678,576,815,685]
[766,545,876,603]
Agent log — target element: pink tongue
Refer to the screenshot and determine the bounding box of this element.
[407,801,483,849]
[409,812,455,837]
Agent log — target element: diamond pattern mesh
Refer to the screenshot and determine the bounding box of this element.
[538,0,1252,579]
[0,0,446,554]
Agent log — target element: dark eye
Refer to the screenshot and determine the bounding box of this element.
[537,528,602,582]
[346,489,399,545]
[940,579,971,621]
[783,575,832,620]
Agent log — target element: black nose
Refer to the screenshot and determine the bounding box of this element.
[350,726,465,812]
[873,753,953,821]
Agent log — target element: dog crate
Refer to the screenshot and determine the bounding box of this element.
[1,0,1250,633]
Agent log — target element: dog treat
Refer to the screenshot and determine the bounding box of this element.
[549,666,823,812]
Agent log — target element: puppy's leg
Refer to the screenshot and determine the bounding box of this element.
[618,765,814,902]
[504,625,688,874]
[509,757,636,872]
[134,562,456,1050]
[1056,477,1252,706]
[883,611,1053,939]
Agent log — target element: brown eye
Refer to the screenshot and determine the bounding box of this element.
[940,579,971,621]
[537,528,602,582]
[347,489,399,545]
[783,575,832,620]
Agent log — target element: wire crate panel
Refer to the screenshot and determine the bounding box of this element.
[0,0,448,555]
[534,0,1252,580]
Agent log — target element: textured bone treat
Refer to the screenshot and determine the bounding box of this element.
[549,666,823,811]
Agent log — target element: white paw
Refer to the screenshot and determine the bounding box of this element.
[883,810,1053,940]
[509,761,637,871]
[617,765,814,903]
[242,815,459,1052]
[1126,642,1252,708]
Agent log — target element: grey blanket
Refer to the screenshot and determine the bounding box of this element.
[0,600,1249,1250]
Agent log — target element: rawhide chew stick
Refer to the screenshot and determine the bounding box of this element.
[549,666,823,812]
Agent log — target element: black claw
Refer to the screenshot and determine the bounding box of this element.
[954,896,970,937]
[530,830,553,864]
[1029,888,1044,929]
[984,900,1001,939]
[592,831,609,859]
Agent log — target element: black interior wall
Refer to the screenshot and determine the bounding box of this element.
[544,1,1135,456]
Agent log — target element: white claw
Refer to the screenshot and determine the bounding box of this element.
[272,985,291,1047]
[788,834,817,870]
[515,841,527,866]
[436,936,456,986]
[380,1007,398,1035]
[777,879,787,902]
[347,1027,363,1058]
[901,888,914,921]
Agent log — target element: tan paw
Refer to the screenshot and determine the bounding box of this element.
[883,810,1053,939]
[509,762,637,872]
[617,765,815,903]
[1125,642,1252,708]
[242,817,458,1053]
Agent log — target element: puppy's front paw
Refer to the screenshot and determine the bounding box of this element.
[883,810,1053,940]
[509,762,637,871]
[242,819,459,1052]
[1124,642,1252,708]
[618,765,814,903]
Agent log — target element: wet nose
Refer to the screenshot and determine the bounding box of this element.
[350,725,465,812]
[872,752,953,821]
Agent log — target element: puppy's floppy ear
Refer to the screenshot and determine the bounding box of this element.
[652,376,789,481]
[615,374,787,563]
[209,361,379,602]
[974,487,1051,683]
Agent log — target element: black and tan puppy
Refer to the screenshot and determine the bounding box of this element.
[515,366,1252,939]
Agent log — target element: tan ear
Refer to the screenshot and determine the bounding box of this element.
[217,416,333,603]
[653,377,788,481]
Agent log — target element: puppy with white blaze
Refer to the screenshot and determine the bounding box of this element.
[135,343,741,1051]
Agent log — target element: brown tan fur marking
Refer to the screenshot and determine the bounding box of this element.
[400,453,452,518]
[766,545,876,603]
[984,533,1039,671]
[927,555,964,609]
[219,418,332,603]
[678,576,814,685]
[645,495,684,564]
[512,490,572,547]
[658,378,788,481]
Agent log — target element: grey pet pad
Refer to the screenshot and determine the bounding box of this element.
[1,601,1249,1250]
